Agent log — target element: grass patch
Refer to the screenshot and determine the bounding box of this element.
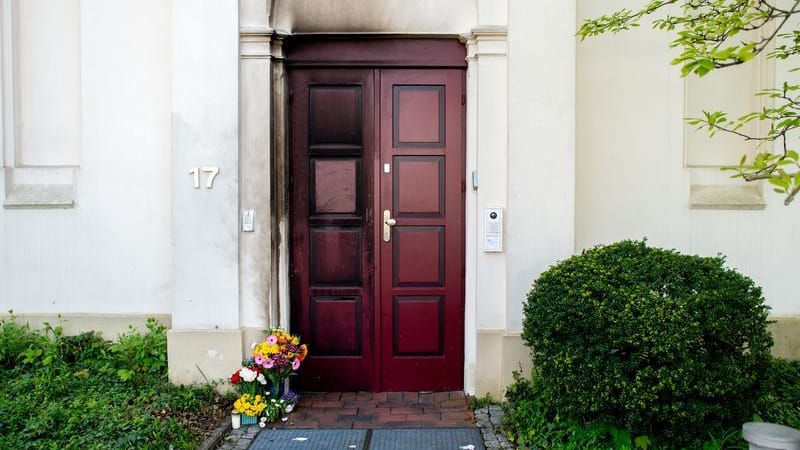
[468,393,499,410]
[0,315,233,450]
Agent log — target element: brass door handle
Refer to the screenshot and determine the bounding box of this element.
[383,210,396,242]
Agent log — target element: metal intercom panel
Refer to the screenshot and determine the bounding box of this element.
[484,207,503,252]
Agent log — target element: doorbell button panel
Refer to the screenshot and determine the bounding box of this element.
[484,207,503,252]
[242,209,255,232]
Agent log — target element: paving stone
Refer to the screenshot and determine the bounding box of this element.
[403,413,442,422]
[357,407,390,415]
[376,401,406,408]
[389,407,419,415]
[441,399,467,408]
[370,392,388,402]
[432,392,450,402]
[442,411,472,421]
[324,392,342,401]
[313,400,345,408]
[337,413,377,422]
[382,420,425,429]
[343,400,376,408]
[401,391,419,402]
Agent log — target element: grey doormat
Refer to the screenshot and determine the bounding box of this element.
[369,428,485,450]
[249,429,367,449]
[249,428,485,450]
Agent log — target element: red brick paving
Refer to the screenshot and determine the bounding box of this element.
[275,391,476,429]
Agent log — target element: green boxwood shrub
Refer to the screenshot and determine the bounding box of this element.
[757,358,800,430]
[522,240,773,446]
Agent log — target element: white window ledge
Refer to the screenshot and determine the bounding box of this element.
[3,167,76,209]
[690,184,765,210]
[4,184,74,209]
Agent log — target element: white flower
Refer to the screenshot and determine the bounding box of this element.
[240,367,257,382]
[257,373,267,385]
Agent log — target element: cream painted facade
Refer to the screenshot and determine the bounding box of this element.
[0,0,796,399]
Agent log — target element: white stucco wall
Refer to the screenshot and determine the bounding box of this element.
[1,0,171,315]
[171,0,240,330]
[576,1,800,315]
[506,0,575,331]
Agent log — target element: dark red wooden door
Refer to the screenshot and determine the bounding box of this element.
[378,70,464,391]
[290,66,464,392]
[289,69,376,391]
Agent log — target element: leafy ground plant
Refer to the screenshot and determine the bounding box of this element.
[756,358,800,430]
[503,371,751,450]
[468,393,498,410]
[0,314,232,450]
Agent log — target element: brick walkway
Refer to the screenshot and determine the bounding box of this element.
[273,391,475,429]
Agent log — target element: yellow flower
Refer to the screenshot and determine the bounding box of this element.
[254,342,280,357]
[234,393,267,417]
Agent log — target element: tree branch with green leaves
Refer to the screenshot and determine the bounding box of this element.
[579,0,800,205]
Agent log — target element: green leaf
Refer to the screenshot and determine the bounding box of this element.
[116,368,134,381]
[634,435,652,449]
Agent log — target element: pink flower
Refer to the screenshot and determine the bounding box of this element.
[254,354,263,365]
[263,359,274,369]
[266,335,278,345]
[292,359,301,370]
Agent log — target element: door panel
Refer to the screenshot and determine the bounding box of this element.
[290,66,464,392]
[379,70,464,391]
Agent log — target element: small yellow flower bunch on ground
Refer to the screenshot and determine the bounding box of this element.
[233,393,266,417]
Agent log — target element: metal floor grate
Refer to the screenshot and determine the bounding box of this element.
[249,428,485,450]
[369,428,484,450]
[249,429,367,450]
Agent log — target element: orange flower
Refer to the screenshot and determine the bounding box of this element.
[298,344,308,361]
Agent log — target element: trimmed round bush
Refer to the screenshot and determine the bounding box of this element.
[522,240,773,445]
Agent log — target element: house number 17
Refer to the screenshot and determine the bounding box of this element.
[189,167,220,188]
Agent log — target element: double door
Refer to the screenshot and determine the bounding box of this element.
[289,67,464,391]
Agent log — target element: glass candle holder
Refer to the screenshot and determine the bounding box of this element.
[231,411,241,429]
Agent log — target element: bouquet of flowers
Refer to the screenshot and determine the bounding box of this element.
[230,361,269,421]
[262,398,288,423]
[252,327,308,395]
[230,362,268,397]
[229,327,308,424]
[233,393,266,420]
[281,390,300,413]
